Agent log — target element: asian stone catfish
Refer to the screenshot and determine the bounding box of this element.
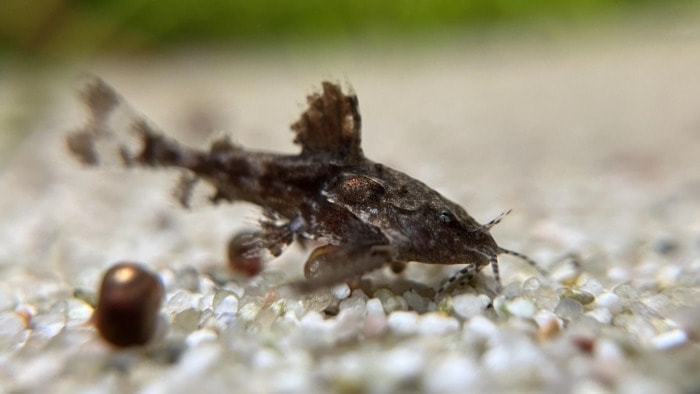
[67,79,544,295]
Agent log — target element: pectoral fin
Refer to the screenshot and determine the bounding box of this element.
[288,243,395,293]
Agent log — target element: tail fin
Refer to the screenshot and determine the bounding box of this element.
[66,77,192,169]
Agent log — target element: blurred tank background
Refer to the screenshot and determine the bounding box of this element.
[1,0,699,57]
[1,0,699,166]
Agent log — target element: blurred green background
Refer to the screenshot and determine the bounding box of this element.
[1,0,698,59]
[1,0,698,168]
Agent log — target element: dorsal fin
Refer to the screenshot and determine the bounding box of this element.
[291,81,364,162]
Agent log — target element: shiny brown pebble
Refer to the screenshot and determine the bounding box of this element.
[94,262,164,347]
[227,231,263,277]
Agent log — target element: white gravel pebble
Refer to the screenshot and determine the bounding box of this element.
[607,267,631,283]
[363,298,388,337]
[534,310,561,328]
[299,310,333,331]
[176,344,222,378]
[14,353,65,390]
[331,283,351,300]
[339,294,367,314]
[379,347,425,381]
[649,329,688,350]
[252,348,282,369]
[365,298,384,315]
[424,355,478,393]
[465,315,498,339]
[452,293,490,319]
[594,338,624,362]
[656,264,682,286]
[483,339,542,376]
[334,307,365,341]
[578,278,604,296]
[586,307,614,325]
[387,311,420,335]
[0,312,28,348]
[595,292,623,315]
[185,328,218,347]
[506,298,537,318]
[213,294,239,316]
[418,313,460,336]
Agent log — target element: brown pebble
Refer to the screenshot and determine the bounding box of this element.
[227,232,263,277]
[559,288,595,305]
[571,336,595,354]
[536,317,561,342]
[94,262,164,347]
[390,261,406,274]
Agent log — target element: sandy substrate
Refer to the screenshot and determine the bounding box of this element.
[1,29,700,393]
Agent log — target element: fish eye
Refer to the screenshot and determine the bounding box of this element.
[438,209,455,224]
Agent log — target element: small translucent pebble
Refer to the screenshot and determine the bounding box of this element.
[304,245,340,279]
[176,266,200,292]
[521,277,541,293]
[94,262,165,347]
[506,298,537,318]
[301,290,333,312]
[166,291,199,315]
[613,284,638,303]
[238,297,264,321]
[402,290,430,313]
[172,308,201,333]
[578,278,604,296]
[559,288,595,305]
[373,288,393,302]
[214,295,239,316]
[339,295,366,314]
[553,298,584,320]
[381,295,408,313]
[586,308,613,325]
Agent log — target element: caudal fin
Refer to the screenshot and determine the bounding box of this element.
[66,77,191,169]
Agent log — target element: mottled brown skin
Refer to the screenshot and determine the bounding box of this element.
[68,79,541,294]
[94,262,164,347]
